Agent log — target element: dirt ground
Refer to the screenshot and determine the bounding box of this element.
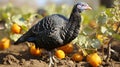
[0,41,120,67]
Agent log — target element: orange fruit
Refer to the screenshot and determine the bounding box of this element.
[89,20,98,29]
[55,50,65,59]
[30,44,42,56]
[58,42,73,54]
[0,37,10,50]
[87,53,102,67]
[11,23,21,34]
[72,53,83,62]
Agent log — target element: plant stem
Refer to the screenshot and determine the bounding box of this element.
[105,22,120,62]
[115,23,120,33]
[105,37,113,62]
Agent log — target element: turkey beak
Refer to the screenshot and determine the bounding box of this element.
[86,6,92,10]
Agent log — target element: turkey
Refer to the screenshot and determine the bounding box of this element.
[14,2,92,67]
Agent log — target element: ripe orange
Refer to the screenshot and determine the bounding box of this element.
[58,42,73,54]
[72,53,83,62]
[89,20,98,29]
[30,44,42,56]
[55,50,65,59]
[11,23,21,34]
[87,53,102,67]
[0,37,10,50]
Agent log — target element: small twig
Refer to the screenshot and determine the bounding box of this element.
[110,49,119,57]
[101,44,104,60]
[115,22,120,33]
[105,37,113,62]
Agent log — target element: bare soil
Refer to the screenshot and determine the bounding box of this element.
[0,41,120,67]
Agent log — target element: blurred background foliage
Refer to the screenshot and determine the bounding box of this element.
[0,0,120,54]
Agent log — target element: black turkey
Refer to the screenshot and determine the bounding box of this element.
[14,2,92,67]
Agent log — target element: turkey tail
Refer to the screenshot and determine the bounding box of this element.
[14,34,28,45]
[14,29,35,45]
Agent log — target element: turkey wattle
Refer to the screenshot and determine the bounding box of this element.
[14,2,92,67]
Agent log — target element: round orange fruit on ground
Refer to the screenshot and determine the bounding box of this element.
[0,37,10,50]
[87,53,102,67]
[30,44,42,56]
[72,53,83,62]
[58,42,73,54]
[11,23,21,34]
[55,50,65,59]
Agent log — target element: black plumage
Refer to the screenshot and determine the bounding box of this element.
[14,2,92,67]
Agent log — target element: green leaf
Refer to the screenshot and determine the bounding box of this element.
[105,9,114,18]
[91,39,101,48]
[113,34,120,40]
[101,26,113,35]
[75,34,101,49]
[12,14,25,25]
[101,26,107,33]
[97,12,108,24]
[74,35,87,48]
[22,13,32,20]
[10,34,22,41]
[2,13,9,19]
[21,25,28,31]
[82,26,94,35]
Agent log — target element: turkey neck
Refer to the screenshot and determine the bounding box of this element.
[67,6,81,33]
[62,7,81,43]
[69,7,81,23]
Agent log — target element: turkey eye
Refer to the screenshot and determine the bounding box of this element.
[81,4,84,6]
